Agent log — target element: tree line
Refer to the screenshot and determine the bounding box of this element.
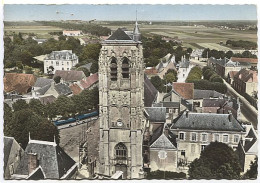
[202,49,257,59]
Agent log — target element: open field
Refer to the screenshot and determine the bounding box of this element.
[102,24,257,49]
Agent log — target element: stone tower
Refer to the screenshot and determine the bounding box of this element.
[98,22,145,179]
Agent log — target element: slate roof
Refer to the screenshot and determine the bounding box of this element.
[145,107,166,122]
[4,73,36,94]
[35,84,51,95]
[161,102,180,108]
[202,98,226,107]
[26,166,45,180]
[45,50,78,60]
[150,125,164,145]
[54,70,86,82]
[4,137,14,172]
[79,63,92,71]
[171,111,245,132]
[80,73,98,89]
[244,138,258,153]
[144,74,158,107]
[54,83,72,95]
[34,78,53,88]
[107,28,132,41]
[193,89,224,100]
[15,139,76,179]
[172,82,194,100]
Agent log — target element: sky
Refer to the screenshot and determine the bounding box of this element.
[3,4,257,21]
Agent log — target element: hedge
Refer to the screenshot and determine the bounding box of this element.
[191,80,227,94]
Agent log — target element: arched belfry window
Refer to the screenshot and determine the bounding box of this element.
[110,57,117,81]
[122,57,130,78]
[115,143,127,159]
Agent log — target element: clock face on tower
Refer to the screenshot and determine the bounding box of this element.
[117,121,123,127]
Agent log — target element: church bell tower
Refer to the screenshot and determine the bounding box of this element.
[98,21,145,179]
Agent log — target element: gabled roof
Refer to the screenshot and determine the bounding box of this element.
[80,73,98,89]
[145,67,158,75]
[172,82,194,100]
[35,84,51,95]
[145,107,166,122]
[15,139,76,179]
[193,89,224,100]
[244,138,258,153]
[144,74,158,107]
[231,57,258,64]
[202,98,226,108]
[171,111,245,132]
[4,137,15,172]
[228,71,239,79]
[69,83,82,95]
[107,28,132,40]
[150,133,177,149]
[4,73,36,94]
[26,166,45,180]
[34,77,53,88]
[54,70,86,82]
[234,69,258,83]
[54,83,72,95]
[39,95,56,105]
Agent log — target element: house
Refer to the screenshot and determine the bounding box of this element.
[177,58,194,82]
[153,102,180,122]
[190,49,203,60]
[237,125,258,173]
[79,73,98,90]
[155,54,176,79]
[32,37,47,44]
[232,69,258,96]
[215,58,242,78]
[145,107,166,133]
[4,136,24,179]
[33,77,53,91]
[145,67,158,79]
[169,111,246,169]
[230,57,258,69]
[12,136,77,179]
[44,50,79,74]
[227,71,239,85]
[63,30,82,36]
[172,82,194,101]
[4,73,36,95]
[193,89,224,108]
[44,82,72,98]
[54,70,86,83]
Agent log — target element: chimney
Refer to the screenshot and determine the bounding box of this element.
[185,110,189,118]
[28,153,39,174]
[228,112,232,122]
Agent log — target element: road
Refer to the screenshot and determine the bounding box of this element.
[223,79,258,129]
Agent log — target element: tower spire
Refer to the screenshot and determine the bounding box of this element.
[133,10,141,42]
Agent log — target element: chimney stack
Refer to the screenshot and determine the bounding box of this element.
[185,110,189,118]
[28,153,39,174]
[228,111,232,122]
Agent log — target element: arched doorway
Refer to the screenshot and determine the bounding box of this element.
[115,164,127,179]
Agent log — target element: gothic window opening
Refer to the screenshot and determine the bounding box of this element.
[110,57,117,81]
[115,143,127,159]
[122,57,129,78]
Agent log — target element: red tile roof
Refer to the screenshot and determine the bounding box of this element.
[54,70,85,82]
[234,69,258,83]
[4,73,36,94]
[80,73,98,89]
[231,57,258,64]
[69,84,83,95]
[172,82,194,100]
[145,67,158,75]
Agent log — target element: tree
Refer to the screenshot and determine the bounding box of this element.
[4,103,13,136]
[77,67,90,77]
[29,99,46,117]
[24,65,33,74]
[243,157,258,179]
[188,142,241,179]
[150,76,164,93]
[90,61,98,73]
[55,95,73,118]
[79,43,101,61]
[187,47,193,54]
[54,76,61,83]
[12,99,29,112]
[164,72,177,83]
[225,51,234,59]
[147,170,186,179]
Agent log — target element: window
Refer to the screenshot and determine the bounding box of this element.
[223,135,229,143]
[110,57,117,81]
[181,150,185,157]
[122,57,129,78]
[62,68,64,70]
[67,68,69,70]
[214,134,220,142]
[179,132,185,140]
[115,143,127,159]
[62,62,64,65]
[201,145,207,152]
[201,133,208,142]
[56,61,59,66]
[234,135,239,143]
[191,133,197,141]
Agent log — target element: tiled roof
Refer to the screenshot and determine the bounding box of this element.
[171,111,245,132]
[34,78,53,88]
[80,73,98,89]
[54,83,72,95]
[54,70,85,82]
[15,139,76,179]
[107,28,132,40]
[231,57,258,64]
[69,83,82,95]
[234,69,258,83]
[172,82,194,100]
[145,67,158,75]
[145,107,166,122]
[4,73,36,94]
[144,75,158,107]
[202,98,226,108]
[194,89,223,100]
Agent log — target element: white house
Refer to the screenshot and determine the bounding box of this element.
[63,30,82,36]
[44,50,79,74]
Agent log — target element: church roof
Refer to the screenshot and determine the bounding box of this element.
[107,28,132,41]
[144,74,158,107]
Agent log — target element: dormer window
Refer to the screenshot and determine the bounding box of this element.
[122,57,129,78]
[110,57,117,81]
